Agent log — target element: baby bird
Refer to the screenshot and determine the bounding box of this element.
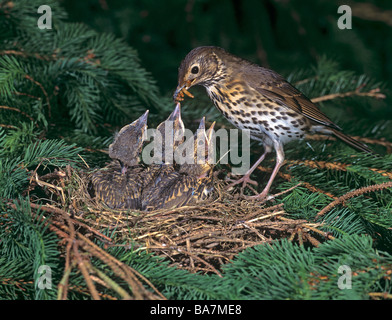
[90,110,149,209]
[141,117,215,210]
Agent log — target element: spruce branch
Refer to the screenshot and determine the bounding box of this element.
[0,50,53,61]
[256,165,338,200]
[0,55,25,97]
[6,200,165,300]
[316,181,392,220]
[24,75,51,118]
[0,105,36,124]
[311,87,386,103]
[305,134,392,152]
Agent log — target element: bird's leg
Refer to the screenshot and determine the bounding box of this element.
[245,141,284,200]
[226,146,271,194]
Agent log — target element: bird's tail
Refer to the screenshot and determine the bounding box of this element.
[331,129,373,154]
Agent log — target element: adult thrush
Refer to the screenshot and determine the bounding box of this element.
[174,46,372,199]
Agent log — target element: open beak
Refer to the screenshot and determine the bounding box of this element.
[138,110,149,126]
[168,102,181,121]
[168,103,185,139]
[206,121,216,141]
[173,80,195,102]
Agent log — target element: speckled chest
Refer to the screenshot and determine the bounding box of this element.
[206,83,311,145]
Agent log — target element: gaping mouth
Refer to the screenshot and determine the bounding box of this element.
[173,80,195,102]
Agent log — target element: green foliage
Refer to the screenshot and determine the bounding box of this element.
[214,235,391,300]
[0,56,25,98]
[0,124,85,199]
[0,198,60,300]
[0,0,164,137]
[85,235,391,300]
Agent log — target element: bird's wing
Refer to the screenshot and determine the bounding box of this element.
[247,68,341,130]
[156,176,200,209]
[142,173,201,210]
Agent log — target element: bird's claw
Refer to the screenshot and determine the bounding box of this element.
[225,173,259,196]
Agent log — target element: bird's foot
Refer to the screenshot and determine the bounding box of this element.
[226,174,259,196]
[243,189,270,201]
[243,182,302,202]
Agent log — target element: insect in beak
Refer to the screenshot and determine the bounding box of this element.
[173,80,194,102]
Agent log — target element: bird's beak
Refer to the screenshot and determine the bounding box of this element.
[168,103,185,138]
[206,121,216,142]
[195,118,215,180]
[133,109,149,144]
[139,110,149,125]
[168,103,181,122]
[173,80,195,102]
[198,116,206,131]
[134,109,149,133]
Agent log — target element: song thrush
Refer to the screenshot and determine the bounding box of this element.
[91,103,214,210]
[141,117,215,210]
[151,103,185,164]
[174,46,372,199]
[91,104,186,209]
[90,110,150,209]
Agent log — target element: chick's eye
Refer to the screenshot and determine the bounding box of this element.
[191,66,199,74]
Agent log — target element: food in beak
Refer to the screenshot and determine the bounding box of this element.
[173,81,195,102]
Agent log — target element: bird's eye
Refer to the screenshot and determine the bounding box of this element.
[191,66,199,74]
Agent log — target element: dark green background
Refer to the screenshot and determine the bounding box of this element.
[61,0,392,95]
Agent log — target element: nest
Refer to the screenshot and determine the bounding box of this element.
[32,165,328,276]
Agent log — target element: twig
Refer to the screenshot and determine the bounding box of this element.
[311,87,385,104]
[352,2,392,27]
[246,210,286,223]
[148,244,223,277]
[25,75,51,118]
[256,166,338,200]
[316,181,392,220]
[28,202,113,243]
[0,50,53,61]
[0,105,36,123]
[368,292,392,300]
[73,243,101,300]
[305,134,392,153]
[0,124,17,129]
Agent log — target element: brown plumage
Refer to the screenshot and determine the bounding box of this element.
[174,46,372,199]
[141,118,215,210]
[151,103,185,164]
[108,110,149,174]
[90,103,215,210]
[90,110,149,209]
[91,162,151,209]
